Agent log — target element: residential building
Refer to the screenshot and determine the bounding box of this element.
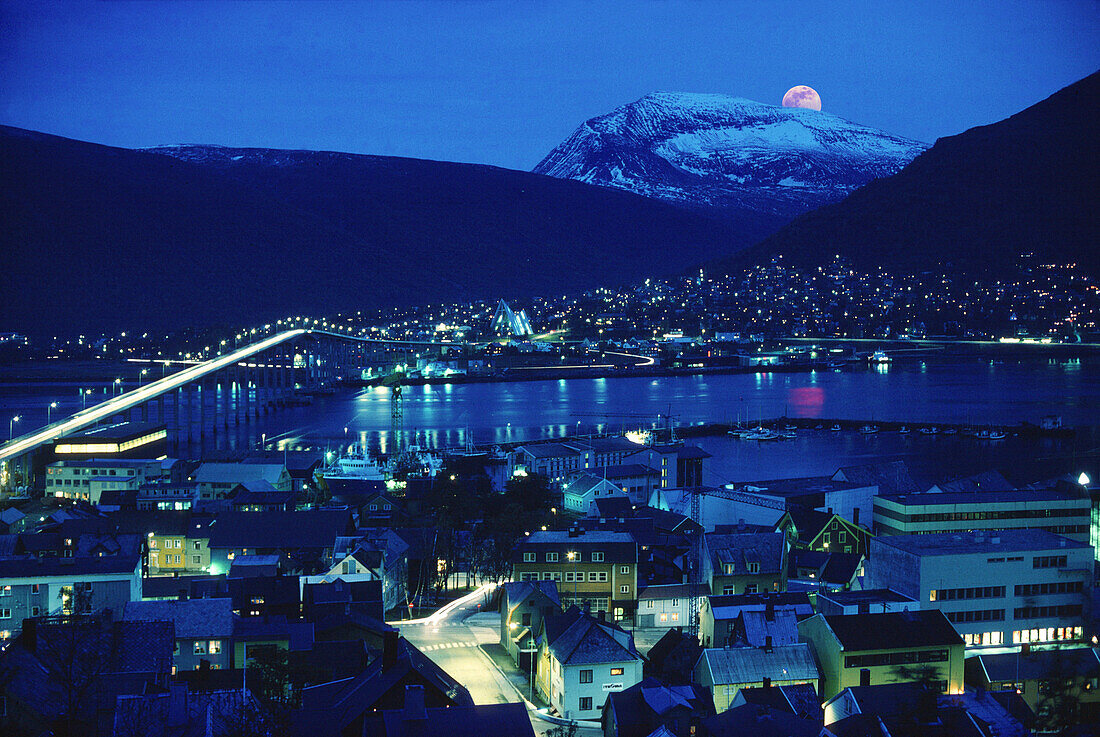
[146,515,212,576]
[797,610,965,700]
[512,528,638,621]
[873,482,1091,542]
[578,463,659,505]
[634,583,707,629]
[535,607,643,721]
[700,531,788,596]
[189,462,291,501]
[779,507,873,557]
[123,598,234,672]
[868,529,1092,650]
[137,482,199,511]
[698,592,813,650]
[376,692,535,737]
[228,479,297,511]
[514,438,642,484]
[499,580,561,666]
[693,643,820,713]
[563,474,629,516]
[206,510,353,574]
[601,677,714,737]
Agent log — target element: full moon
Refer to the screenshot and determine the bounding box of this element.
[782,85,822,111]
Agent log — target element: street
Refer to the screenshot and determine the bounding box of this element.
[395,584,603,737]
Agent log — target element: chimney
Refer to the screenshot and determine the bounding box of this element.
[382,630,400,671]
[597,610,606,623]
[22,618,36,653]
[860,668,871,687]
[853,507,860,526]
[764,635,773,653]
[403,685,427,721]
[765,600,775,622]
[568,527,582,538]
[762,677,772,689]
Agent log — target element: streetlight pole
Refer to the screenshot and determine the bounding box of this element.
[139,369,149,386]
[48,402,58,425]
[9,415,20,441]
[114,378,122,396]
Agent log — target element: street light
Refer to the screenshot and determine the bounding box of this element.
[47,402,58,424]
[80,388,92,410]
[139,369,149,386]
[113,378,122,396]
[9,415,20,441]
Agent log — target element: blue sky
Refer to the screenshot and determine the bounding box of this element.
[2,1,1097,169]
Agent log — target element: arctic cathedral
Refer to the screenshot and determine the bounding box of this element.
[491,300,533,337]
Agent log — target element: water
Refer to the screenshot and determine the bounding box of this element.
[2,355,1098,485]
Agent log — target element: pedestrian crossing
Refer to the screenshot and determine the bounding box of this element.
[420,641,477,651]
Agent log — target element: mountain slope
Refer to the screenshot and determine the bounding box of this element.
[0,128,745,336]
[534,92,927,228]
[713,71,1100,276]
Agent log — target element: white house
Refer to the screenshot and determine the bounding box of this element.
[562,474,628,516]
[535,608,643,720]
[635,583,708,630]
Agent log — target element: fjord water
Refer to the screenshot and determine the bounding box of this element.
[2,355,1097,486]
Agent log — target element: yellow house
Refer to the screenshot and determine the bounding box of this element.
[798,610,965,700]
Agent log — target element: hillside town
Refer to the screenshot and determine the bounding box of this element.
[0,418,1097,736]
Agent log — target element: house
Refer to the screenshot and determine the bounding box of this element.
[635,583,708,630]
[318,528,410,614]
[206,510,353,575]
[580,463,660,505]
[563,474,629,516]
[698,592,813,650]
[822,682,1030,737]
[136,482,199,511]
[731,682,824,722]
[779,507,873,557]
[293,631,473,737]
[189,462,291,501]
[965,647,1100,728]
[303,578,386,622]
[700,531,788,596]
[797,610,965,700]
[232,613,312,669]
[787,549,865,591]
[644,628,703,684]
[499,580,561,667]
[535,607,643,721]
[122,597,235,672]
[601,677,714,737]
[0,535,143,638]
[693,642,821,713]
[228,479,297,511]
[868,529,1092,650]
[513,528,639,621]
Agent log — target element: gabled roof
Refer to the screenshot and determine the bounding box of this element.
[706,531,785,575]
[501,579,561,610]
[604,676,713,737]
[735,683,823,721]
[832,461,919,493]
[931,470,1014,494]
[544,608,640,666]
[818,610,964,651]
[704,703,821,737]
[191,462,286,484]
[517,442,583,459]
[741,608,800,647]
[564,474,623,497]
[697,644,819,686]
[706,592,813,621]
[206,510,352,549]
[123,597,234,638]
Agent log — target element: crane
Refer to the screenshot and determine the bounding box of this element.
[381,370,405,456]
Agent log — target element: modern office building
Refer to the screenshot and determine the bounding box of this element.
[868,529,1092,650]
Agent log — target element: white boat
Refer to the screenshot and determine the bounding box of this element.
[830,424,841,432]
[869,350,892,364]
[987,430,1007,441]
[323,449,388,481]
[743,427,780,441]
[859,424,879,435]
[898,426,911,434]
[920,426,938,435]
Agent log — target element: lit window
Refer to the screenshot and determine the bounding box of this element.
[209,640,222,654]
[610,667,624,676]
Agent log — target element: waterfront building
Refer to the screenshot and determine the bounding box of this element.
[52,421,168,460]
[189,462,291,501]
[867,529,1092,650]
[873,479,1091,542]
[46,458,170,503]
[562,473,628,516]
[512,528,638,621]
[797,610,966,700]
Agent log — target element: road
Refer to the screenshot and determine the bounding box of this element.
[395,584,602,737]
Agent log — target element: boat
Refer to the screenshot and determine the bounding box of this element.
[743,427,780,441]
[898,426,911,434]
[859,424,879,434]
[323,449,388,481]
[828,361,846,370]
[783,424,797,432]
[987,430,1007,441]
[869,350,892,364]
[942,428,958,435]
[830,424,841,432]
[814,424,824,431]
[777,431,796,440]
[920,426,938,435]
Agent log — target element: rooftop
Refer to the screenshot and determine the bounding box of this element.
[817,610,964,650]
[697,643,819,685]
[57,421,167,443]
[123,597,234,638]
[878,486,1087,506]
[872,528,1090,556]
[818,588,917,605]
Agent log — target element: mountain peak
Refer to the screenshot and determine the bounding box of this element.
[534,92,927,223]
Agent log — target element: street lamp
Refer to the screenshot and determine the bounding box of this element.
[47,402,58,424]
[113,378,122,396]
[139,369,149,386]
[9,415,20,441]
[80,388,92,410]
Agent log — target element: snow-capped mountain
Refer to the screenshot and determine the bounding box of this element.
[534,92,928,221]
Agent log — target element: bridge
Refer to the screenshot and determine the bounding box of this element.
[0,329,458,488]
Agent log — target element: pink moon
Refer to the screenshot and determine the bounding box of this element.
[782,85,822,111]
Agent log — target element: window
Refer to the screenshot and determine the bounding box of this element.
[31,584,40,594]
[193,541,200,550]
[670,613,679,621]
[610,667,624,676]
[565,572,582,582]
[579,697,593,711]
[723,586,735,595]
[620,565,629,574]
[209,640,222,654]
[745,584,759,594]
[592,552,604,562]
[0,586,10,597]
[747,563,760,574]
[660,613,668,622]
[0,609,9,619]
[579,669,593,683]
[523,552,536,562]
[1032,555,1068,569]
[521,613,531,627]
[193,555,201,564]
[546,552,559,562]
[31,607,40,616]
[671,599,679,607]
[194,642,207,654]
[620,585,629,593]
[589,572,608,582]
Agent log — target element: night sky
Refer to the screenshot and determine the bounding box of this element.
[2,1,1098,170]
